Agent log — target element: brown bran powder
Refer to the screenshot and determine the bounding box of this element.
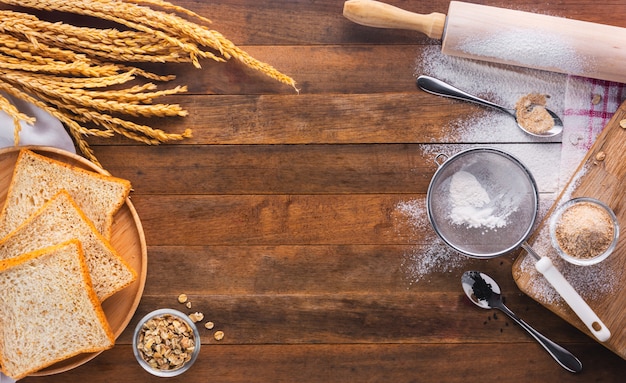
[515,93,555,134]
[555,202,614,259]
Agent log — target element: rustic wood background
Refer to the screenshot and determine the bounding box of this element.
[18,0,626,382]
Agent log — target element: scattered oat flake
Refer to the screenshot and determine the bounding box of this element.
[592,94,602,105]
[620,119,626,129]
[214,331,225,341]
[188,312,204,323]
[177,294,188,304]
[595,151,606,161]
[204,321,215,330]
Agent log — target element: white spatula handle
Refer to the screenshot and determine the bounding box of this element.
[342,0,446,39]
[535,257,611,342]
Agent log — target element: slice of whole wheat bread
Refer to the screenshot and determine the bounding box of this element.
[0,190,137,301]
[0,240,114,380]
[0,149,131,240]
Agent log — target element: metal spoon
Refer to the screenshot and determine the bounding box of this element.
[461,271,582,373]
[417,75,563,137]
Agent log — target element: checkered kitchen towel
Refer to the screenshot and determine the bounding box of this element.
[559,77,626,187]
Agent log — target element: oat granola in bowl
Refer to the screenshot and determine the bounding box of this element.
[133,308,201,377]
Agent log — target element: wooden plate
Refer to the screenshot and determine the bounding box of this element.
[0,146,147,376]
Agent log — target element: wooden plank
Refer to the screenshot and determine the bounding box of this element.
[513,101,626,357]
[133,45,421,95]
[93,144,560,195]
[88,92,555,146]
[21,343,626,383]
[166,0,626,45]
[197,0,429,45]
[142,245,424,295]
[130,191,560,246]
[131,194,415,246]
[90,93,470,144]
[96,144,437,194]
[115,293,588,345]
[139,244,533,297]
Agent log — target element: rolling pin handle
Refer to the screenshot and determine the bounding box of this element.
[343,0,446,39]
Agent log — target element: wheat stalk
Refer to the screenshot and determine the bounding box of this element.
[0,92,36,145]
[0,0,297,165]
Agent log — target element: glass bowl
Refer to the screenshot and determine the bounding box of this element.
[549,197,619,266]
[132,308,201,377]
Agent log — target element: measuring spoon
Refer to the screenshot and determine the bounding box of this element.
[462,271,583,373]
[417,75,563,137]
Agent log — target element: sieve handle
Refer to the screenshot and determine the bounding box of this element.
[535,256,611,342]
[434,153,448,167]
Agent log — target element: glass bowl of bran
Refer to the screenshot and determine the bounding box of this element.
[549,197,619,266]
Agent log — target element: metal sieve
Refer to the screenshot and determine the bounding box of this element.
[426,147,539,258]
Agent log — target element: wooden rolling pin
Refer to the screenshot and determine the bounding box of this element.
[343,0,626,83]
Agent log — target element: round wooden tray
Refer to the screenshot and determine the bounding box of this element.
[0,146,147,376]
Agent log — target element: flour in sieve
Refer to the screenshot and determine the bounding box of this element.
[448,170,513,229]
[449,171,490,208]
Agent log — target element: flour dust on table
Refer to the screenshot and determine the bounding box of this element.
[396,199,469,284]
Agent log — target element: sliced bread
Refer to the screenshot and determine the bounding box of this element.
[0,240,115,380]
[0,149,131,239]
[0,190,137,301]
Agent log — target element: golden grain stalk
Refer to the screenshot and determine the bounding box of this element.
[0,0,297,166]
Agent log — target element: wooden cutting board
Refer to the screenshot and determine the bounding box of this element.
[513,100,626,358]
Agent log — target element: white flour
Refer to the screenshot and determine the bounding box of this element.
[449,171,490,207]
[396,199,469,284]
[448,170,506,229]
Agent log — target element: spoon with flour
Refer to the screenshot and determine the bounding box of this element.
[417,75,563,137]
[462,271,583,373]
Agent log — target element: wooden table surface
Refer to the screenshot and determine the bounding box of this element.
[20,0,626,382]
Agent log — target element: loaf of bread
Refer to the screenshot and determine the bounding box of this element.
[0,240,115,380]
[0,149,131,240]
[0,190,137,301]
